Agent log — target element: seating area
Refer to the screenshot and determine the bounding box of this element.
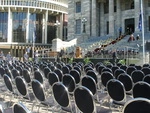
[0,59,149,113]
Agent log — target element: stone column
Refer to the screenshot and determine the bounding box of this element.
[116,0,121,36]
[91,0,97,36]
[7,7,12,43]
[109,0,114,36]
[42,13,45,44]
[44,10,48,44]
[134,0,140,32]
[26,8,30,43]
[100,2,104,36]
[59,13,63,40]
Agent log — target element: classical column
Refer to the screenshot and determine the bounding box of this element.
[44,10,48,44]
[109,0,114,36]
[134,0,140,32]
[59,13,63,40]
[7,7,12,43]
[116,0,121,36]
[100,1,104,36]
[26,8,30,43]
[91,0,97,36]
[42,13,45,44]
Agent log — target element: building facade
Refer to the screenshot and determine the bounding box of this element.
[0,0,68,57]
[68,0,150,41]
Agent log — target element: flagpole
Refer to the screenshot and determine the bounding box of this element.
[141,0,145,64]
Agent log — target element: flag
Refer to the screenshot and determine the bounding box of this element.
[138,10,142,31]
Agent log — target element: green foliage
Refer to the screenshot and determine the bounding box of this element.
[103,60,111,65]
[118,59,126,65]
[68,57,74,64]
[84,57,91,64]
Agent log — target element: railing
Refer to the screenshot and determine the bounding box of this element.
[0,0,68,13]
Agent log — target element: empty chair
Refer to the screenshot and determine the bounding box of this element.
[86,70,98,84]
[117,73,133,94]
[143,63,150,67]
[106,79,129,111]
[34,70,44,84]
[97,65,105,75]
[31,79,54,112]
[122,98,150,113]
[106,64,113,69]
[11,69,20,79]
[114,68,126,78]
[131,70,145,83]
[54,69,63,82]
[74,86,111,113]
[13,102,31,113]
[135,65,142,70]
[47,72,59,87]
[143,74,150,84]
[101,67,112,74]
[56,63,62,70]
[70,69,80,84]
[62,74,76,93]
[120,65,127,71]
[132,81,150,99]
[141,67,150,76]
[62,66,70,74]
[52,82,75,112]
[101,71,114,88]
[111,66,119,75]
[43,67,51,78]
[73,66,81,76]
[0,67,5,77]
[22,69,31,84]
[126,66,136,76]
[16,66,23,76]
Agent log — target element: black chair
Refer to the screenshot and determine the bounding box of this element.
[11,69,20,80]
[143,74,150,84]
[122,98,150,113]
[13,102,31,113]
[49,65,56,72]
[86,70,98,84]
[141,67,150,76]
[131,70,145,83]
[62,74,76,94]
[43,67,51,78]
[132,81,150,99]
[22,69,31,84]
[101,71,114,89]
[135,65,142,70]
[70,69,80,84]
[47,72,59,87]
[97,65,106,75]
[52,82,75,112]
[74,86,111,113]
[101,67,112,74]
[126,66,136,76]
[16,66,23,76]
[62,66,70,74]
[33,70,44,84]
[143,63,150,67]
[56,63,62,70]
[117,73,133,94]
[106,79,129,111]
[114,68,126,78]
[84,66,94,74]
[0,67,5,77]
[73,66,81,76]
[31,79,54,112]
[15,76,34,102]
[53,69,63,82]
[95,62,102,72]
[120,65,127,71]
[5,68,12,79]
[111,66,119,75]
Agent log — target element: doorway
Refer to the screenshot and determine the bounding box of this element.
[125,18,135,35]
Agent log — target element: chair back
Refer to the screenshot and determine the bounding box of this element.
[62,66,70,74]
[141,67,150,76]
[143,74,150,84]
[43,67,51,78]
[3,74,13,92]
[126,66,136,76]
[70,69,80,84]
[106,79,126,102]
[62,74,76,93]
[22,69,31,84]
[52,82,70,107]
[131,70,145,83]
[122,98,150,113]
[34,70,44,84]
[74,86,95,113]
[133,81,150,99]
[13,102,31,113]
[86,70,98,84]
[31,79,45,102]
[54,69,63,81]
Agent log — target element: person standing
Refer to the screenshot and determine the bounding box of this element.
[6,52,12,64]
[112,49,117,65]
[0,51,4,61]
[34,50,39,63]
[24,51,29,62]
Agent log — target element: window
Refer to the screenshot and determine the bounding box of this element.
[75,19,81,34]
[76,2,81,13]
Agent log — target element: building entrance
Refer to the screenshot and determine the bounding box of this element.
[125,18,134,35]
